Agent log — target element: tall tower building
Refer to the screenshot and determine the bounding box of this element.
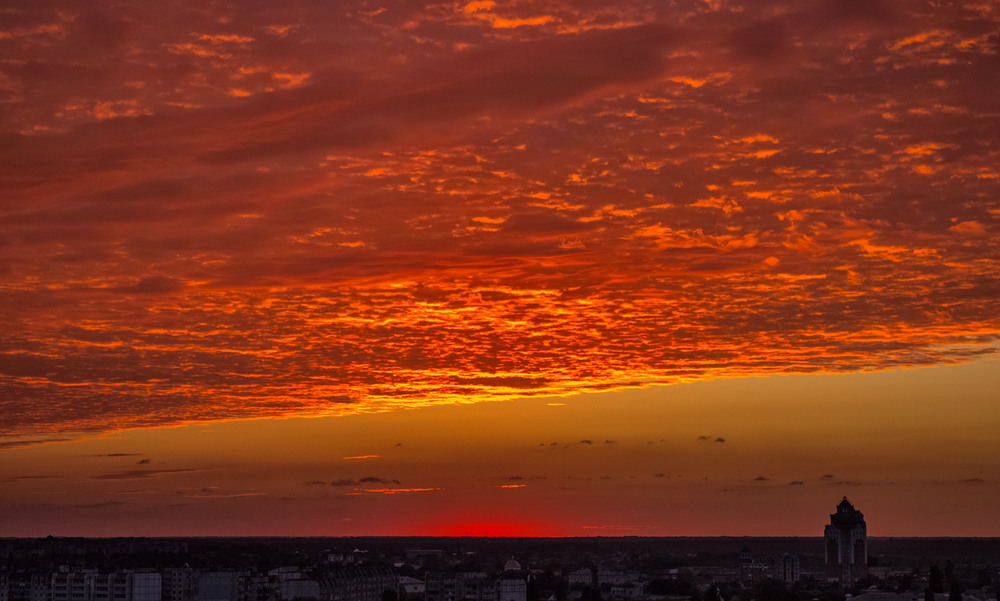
[824,497,867,583]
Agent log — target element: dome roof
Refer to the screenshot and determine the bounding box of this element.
[504,559,522,572]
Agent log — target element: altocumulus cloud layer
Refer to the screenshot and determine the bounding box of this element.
[1,0,999,440]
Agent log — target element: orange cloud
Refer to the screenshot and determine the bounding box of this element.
[0,0,998,446]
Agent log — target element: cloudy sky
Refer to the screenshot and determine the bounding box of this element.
[1,0,999,536]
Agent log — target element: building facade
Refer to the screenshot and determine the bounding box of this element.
[425,562,525,601]
[780,555,800,584]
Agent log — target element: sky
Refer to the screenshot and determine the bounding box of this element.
[1,0,999,537]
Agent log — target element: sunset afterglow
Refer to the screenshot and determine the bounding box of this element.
[1,0,999,536]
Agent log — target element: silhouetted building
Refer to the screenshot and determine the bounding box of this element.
[424,572,490,601]
[824,497,868,583]
[3,571,49,601]
[566,569,592,587]
[398,577,425,597]
[198,572,249,601]
[163,567,197,601]
[48,570,161,601]
[317,566,396,601]
[425,562,524,601]
[498,560,526,601]
[739,546,771,586]
[780,555,800,583]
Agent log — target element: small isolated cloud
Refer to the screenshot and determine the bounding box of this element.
[821,474,834,479]
[505,475,524,481]
[652,473,667,478]
[92,453,142,457]
[604,439,617,444]
[949,220,987,235]
[4,475,56,483]
[330,477,400,486]
[179,487,266,499]
[579,439,593,445]
[393,442,403,447]
[600,475,612,480]
[359,476,399,484]
[93,468,205,480]
[697,435,710,441]
[304,480,326,486]
[837,480,861,486]
[754,476,769,481]
[137,458,150,465]
[71,501,125,509]
[343,455,379,460]
[346,487,441,496]
[714,437,726,443]
[581,524,640,531]
[789,480,804,485]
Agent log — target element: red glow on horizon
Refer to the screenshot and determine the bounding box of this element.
[418,521,564,538]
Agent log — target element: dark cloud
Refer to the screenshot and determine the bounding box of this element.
[789,481,804,485]
[754,476,769,481]
[579,440,593,445]
[92,453,143,457]
[112,276,186,295]
[328,477,400,487]
[70,501,125,509]
[4,475,56,482]
[197,23,679,164]
[726,19,791,61]
[0,438,74,450]
[359,476,398,484]
[93,468,205,480]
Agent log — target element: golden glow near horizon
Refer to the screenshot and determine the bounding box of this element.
[2,363,999,536]
[1,0,999,535]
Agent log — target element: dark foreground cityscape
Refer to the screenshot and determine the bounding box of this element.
[2,500,999,601]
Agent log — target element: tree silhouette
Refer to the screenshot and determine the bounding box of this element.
[949,580,963,601]
[930,566,944,594]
